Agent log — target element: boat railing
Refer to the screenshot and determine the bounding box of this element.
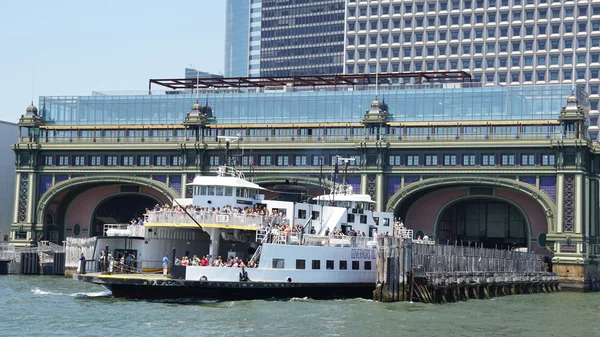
[146,212,287,229]
[103,224,146,237]
[256,230,377,248]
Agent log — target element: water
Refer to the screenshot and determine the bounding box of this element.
[0,275,599,337]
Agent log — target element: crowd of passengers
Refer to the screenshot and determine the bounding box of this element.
[174,255,257,268]
[145,204,286,218]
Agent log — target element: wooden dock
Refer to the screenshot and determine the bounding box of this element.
[373,237,559,303]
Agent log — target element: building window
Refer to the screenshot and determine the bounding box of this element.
[443,155,457,166]
[389,155,401,166]
[482,155,495,166]
[425,155,438,166]
[74,156,85,166]
[259,155,271,166]
[312,260,321,270]
[209,156,220,166]
[542,154,556,166]
[57,155,69,166]
[463,155,476,166]
[312,155,324,166]
[171,155,182,166]
[407,155,419,166]
[276,155,289,166]
[43,156,53,166]
[122,156,134,166]
[106,156,118,166]
[521,154,535,166]
[501,154,515,166]
[155,156,167,166]
[138,156,150,166]
[90,156,101,166]
[295,155,306,166]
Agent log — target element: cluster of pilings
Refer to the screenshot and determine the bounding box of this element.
[373,237,559,303]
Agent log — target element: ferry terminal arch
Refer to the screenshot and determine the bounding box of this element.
[386,176,557,234]
[36,175,180,226]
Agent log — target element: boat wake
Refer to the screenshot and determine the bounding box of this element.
[288,297,312,302]
[73,290,112,298]
[31,287,112,298]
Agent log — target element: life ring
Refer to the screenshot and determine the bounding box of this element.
[200,276,208,281]
[286,277,292,283]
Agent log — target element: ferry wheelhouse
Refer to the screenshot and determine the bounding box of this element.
[75,165,409,300]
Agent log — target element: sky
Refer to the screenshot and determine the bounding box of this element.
[0,0,226,123]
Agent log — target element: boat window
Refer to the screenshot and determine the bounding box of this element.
[326,260,334,270]
[347,214,355,223]
[311,211,320,220]
[224,187,233,196]
[235,188,241,197]
[296,259,305,269]
[193,186,199,195]
[216,186,224,196]
[364,261,372,270]
[208,186,215,196]
[311,260,321,270]
[272,258,285,269]
[352,261,360,270]
[242,188,248,198]
[297,209,307,219]
[339,261,347,270]
[360,215,367,224]
[201,186,208,195]
[383,218,390,227]
[373,217,379,225]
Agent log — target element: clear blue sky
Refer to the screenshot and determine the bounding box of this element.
[0,0,226,123]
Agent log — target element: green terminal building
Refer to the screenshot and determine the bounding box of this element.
[12,72,600,289]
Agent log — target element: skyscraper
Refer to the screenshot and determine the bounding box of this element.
[226,0,600,139]
[224,0,346,77]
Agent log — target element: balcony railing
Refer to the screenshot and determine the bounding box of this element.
[21,132,576,144]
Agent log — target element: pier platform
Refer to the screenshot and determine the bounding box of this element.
[373,237,559,303]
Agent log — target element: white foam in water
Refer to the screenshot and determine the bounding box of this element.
[72,290,112,298]
[31,288,65,296]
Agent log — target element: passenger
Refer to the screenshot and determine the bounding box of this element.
[423,233,430,244]
[174,257,181,266]
[162,255,169,276]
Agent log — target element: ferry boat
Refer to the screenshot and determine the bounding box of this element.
[75,165,411,300]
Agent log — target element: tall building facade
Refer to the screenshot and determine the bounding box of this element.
[224,0,258,77]
[224,0,346,77]
[227,0,600,138]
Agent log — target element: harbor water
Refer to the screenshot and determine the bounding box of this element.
[1,275,599,337]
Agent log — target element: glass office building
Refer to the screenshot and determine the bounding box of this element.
[227,0,600,139]
[224,0,253,77]
[39,84,584,126]
[225,0,346,77]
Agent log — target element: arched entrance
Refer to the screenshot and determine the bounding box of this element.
[36,176,179,242]
[90,194,160,237]
[436,198,529,249]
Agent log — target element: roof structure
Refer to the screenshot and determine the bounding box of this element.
[149,71,472,90]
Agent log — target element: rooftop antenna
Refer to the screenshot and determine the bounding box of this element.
[195,64,199,102]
